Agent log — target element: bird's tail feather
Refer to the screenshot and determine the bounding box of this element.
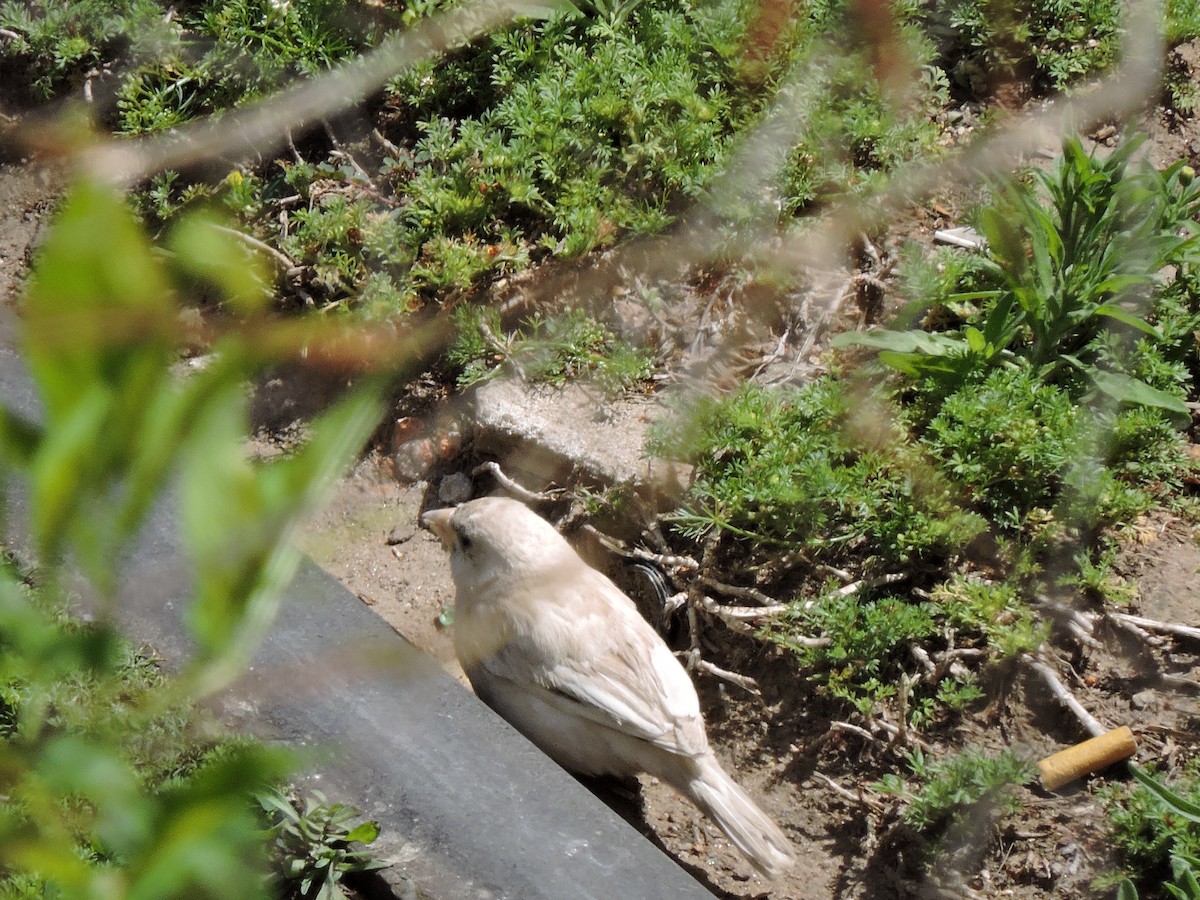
[685,756,795,879]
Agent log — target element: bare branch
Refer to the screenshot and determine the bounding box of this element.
[208,223,298,272]
[472,461,562,504]
[697,575,780,606]
[582,524,700,572]
[831,571,907,598]
[698,594,792,631]
[1109,612,1200,643]
[677,654,762,696]
[828,720,884,746]
[812,770,886,813]
[1023,655,1107,738]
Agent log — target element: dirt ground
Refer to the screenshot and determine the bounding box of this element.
[289,447,1200,900]
[2,93,1199,900]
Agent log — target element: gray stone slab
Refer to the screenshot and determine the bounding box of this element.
[469,377,691,503]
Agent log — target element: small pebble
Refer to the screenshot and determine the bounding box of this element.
[386,523,417,546]
[438,472,473,505]
[1131,688,1157,710]
[393,438,435,481]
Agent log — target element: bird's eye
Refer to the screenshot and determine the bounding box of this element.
[458,534,473,551]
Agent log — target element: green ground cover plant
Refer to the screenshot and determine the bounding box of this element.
[447,305,655,389]
[652,136,1199,725]
[927,0,1125,95]
[874,746,1034,833]
[9,0,1196,326]
[0,575,286,898]
[259,788,385,900]
[1108,765,1200,899]
[3,0,953,316]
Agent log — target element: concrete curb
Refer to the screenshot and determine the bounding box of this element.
[0,309,716,899]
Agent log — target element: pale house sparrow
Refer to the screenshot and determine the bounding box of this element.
[423,496,795,878]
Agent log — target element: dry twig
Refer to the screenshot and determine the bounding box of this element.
[677,654,762,696]
[208,223,298,273]
[1108,612,1200,643]
[812,770,887,813]
[581,524,700,572]
[697,575,781,607]
[1023,655,1106,738]
[472,461,561,503]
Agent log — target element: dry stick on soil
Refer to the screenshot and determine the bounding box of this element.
[697,575,780,607]
[476,319,526,379]
[696,596,795,645]
[208,223,299,273]
[1023,655,1107,739]
[1035,595,1105,649]
[828,720,885,747]
[875,713,932,750]
[371,127,402,156]
[323,120,378,191]
[678,530,771,694]
[581,524,701,572]
[1108,612,1200,643]
[811,770,887,813]
[472,461,561,504]
[831,571,907,599]
[1103,612,1168,651]
[680,655,763,697]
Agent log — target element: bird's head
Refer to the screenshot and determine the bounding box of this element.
[422,496,576,596]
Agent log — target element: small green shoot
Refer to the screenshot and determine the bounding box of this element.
[259,787,387,900]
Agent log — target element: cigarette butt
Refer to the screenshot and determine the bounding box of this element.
[1038,726,1137,791]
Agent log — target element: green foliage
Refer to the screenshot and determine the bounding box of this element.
[389,0,747,263]
[1165,0,1200,44]
[280,194,379,296]
[775,592,937,716]
[0,580,290,898]
[923,363,1078,528]
[1,0,947,314]
[928,0,1123,94]
[115,0,369,134]
[1,0,367,115]
[838,136,1199,414]
[837,135,1200,539]
[651,378,984,566]
[1107,765,1200,898]
[875,746,1034,833]
[776,19,946,213]
[447,305,654,390]
[259,788,386,900]
[930,575,1048,657]
[0,0,172,100]
[0,180,383,893]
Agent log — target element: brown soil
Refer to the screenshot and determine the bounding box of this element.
[293,457,1200,900]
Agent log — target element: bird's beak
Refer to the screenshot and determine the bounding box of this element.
[422,507,455,546]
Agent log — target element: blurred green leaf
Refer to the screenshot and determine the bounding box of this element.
[168,214,271,315]
[23,179,174,422]
[181,373,381,680]
[1130,764,1200,824]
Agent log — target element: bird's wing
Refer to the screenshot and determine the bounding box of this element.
[481,569,709,759]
